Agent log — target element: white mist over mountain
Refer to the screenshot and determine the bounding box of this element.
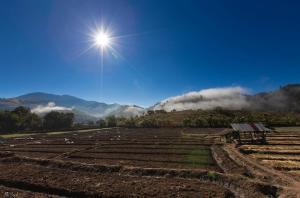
[153,87,250,111]
[1,84,300,122]
[31,102,73,114]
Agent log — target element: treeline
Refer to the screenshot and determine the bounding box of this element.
[92,108,300,128]
[1,106,299,133]
[0,106,74,133]
[181,108,299,128]
[80,116,166,129]
[93,116,171,128]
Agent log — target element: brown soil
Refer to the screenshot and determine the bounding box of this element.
[0,159,231,198]
[0,186,60,198]
[1,127,298,197]
[211,145,251,176]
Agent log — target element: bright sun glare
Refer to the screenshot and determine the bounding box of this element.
[93,31,111,49]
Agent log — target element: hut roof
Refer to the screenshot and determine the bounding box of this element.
[231,123,272,132]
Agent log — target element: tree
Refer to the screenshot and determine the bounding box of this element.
[43,111,74,130]
[26,113,42,130]
[194,117,209,127]
[139,118,159,128]
[212,116,230,127]
[0,111,18,131]
[61,112,74,129]
[87,121,95,126]
[97,119,106,128]
[122,117,137,128]
[0,107,43,132]
[183,118,193,127]
[13,106,43,130]
[157,118,171,127]
[12,106,31,116]
[106,115,117,127]
[232,116,247,123]
[12,106,29,130]
[147,110,155,115]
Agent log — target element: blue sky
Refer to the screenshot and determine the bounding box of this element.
[0,0,299,107]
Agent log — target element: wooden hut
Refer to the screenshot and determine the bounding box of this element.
[230,123,272,144]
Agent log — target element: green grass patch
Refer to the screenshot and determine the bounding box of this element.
[0,131,69,139]
[0,133,36,138]
[184,149,212,167]
[0,128,101,139]
[45,131,73,136]
[207,171,218,180]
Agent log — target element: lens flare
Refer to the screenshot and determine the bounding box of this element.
[93,31,111,48]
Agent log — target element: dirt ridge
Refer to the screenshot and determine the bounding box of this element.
[0,153,280,198]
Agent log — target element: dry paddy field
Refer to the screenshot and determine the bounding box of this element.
[239,127,300,178]
[0,127,300,197]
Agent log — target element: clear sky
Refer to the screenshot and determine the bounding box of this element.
[0,0,299,107]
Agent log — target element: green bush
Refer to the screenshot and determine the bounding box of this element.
[97,119,106,128]
[124,117,138,127]
[106,115,117,127]
[43,111,74,130]
[183,118,193,127]
[194,117,209,127]
[207,171,218,180]
[0,106,42,132]
[139,118,159,128]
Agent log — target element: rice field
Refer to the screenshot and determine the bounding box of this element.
[239,127,300,177]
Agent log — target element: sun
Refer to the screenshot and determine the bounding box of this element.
[93,31,112,49]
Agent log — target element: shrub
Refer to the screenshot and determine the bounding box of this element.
[97,119,106,128]
[183,118,193,127]
[124,117,138,128]
[207,171,218,180]
[106,115,117,127]
[0,106,42,132]
[139,118,159,128]
[43,111,74,130]
[194,117,209,127]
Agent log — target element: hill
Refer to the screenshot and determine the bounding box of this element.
[152,84,300,112]
[248,84,300,112]
[0,92,144,122]
[1,84,300,123]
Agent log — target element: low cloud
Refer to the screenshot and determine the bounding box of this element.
[123,106,145,116]
[153,87,250,111]
[31,102,73,114]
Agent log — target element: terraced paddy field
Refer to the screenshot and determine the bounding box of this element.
[239,127,300,178]
[0,127,300,197]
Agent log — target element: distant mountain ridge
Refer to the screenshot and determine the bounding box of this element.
[15,92,122,118]
[248,84,300,112]
[1,84,300,122]
[152,84,300,112]
[0,92,145,122]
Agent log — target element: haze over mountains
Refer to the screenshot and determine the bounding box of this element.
[152,84,300,112]
[0,84,299,122]
[0,92,144,122]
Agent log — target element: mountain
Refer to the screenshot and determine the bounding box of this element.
[15,92,121,117]
[248,84,300,112]
[0,92,145,122]
[151,86,250,111]
[106,105,145,118]
[152,84,300,112]
[1,84,299,122]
